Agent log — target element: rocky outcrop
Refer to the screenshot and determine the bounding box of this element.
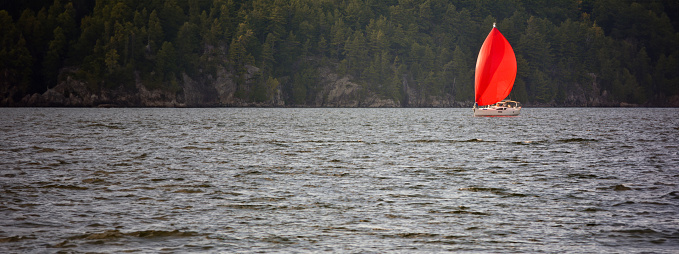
[314,67,398,107]
[24,76,97,107]
[211,65,277,106]
[20,65,259,107]
[316,68,360,107]
[212,67,240,106]
[18,65,404,108]
[130,75,183,107]
[311,67,473,108]
[15,65,669,108]
[23,74,184,107]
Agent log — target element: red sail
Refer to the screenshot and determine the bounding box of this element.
[474,27,517,106]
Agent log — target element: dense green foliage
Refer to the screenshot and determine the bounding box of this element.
[1,0,678,106]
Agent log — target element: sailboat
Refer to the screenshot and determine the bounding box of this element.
[473,23,521,116]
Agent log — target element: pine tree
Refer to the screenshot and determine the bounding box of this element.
[43,26,67,88]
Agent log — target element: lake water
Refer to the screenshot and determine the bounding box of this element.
[1,107,678,253]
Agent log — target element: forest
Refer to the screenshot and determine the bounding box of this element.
[1,0,678,107]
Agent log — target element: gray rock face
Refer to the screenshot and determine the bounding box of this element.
[18,65,666,107]
[20,66,408,107]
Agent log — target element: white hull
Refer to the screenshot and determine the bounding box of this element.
[473,107,520,116]
[473,100,521,116]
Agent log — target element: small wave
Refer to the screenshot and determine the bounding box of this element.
[76,230,124,240]
[42,184,88,190]
[52,240,76,248]
[459,187,505,193]
[289,140,364,144]
[0,235,36,243]
[613,184,632,191]
[261,235,296,244]
[134,153,149,159]
[435,166,470,172]
[250,197,286,202]
[597,184,634,191]
[460,138,487,143]
[81,178,106,184]
[395,232,440,239]
[459,187,529,198]
[412,139,439,143]
[557,138,597,143]
[182,146,212,150]
[612,201,636,206]
[32,146,56,153]
[428,209,490,216]
[582,207,602,212]
[72,229,201,240]
[174,189,204,193]
[568,173,599,179]
[610,228,669,238]
[234,170,263,177]
[638,201,673,206]
[511,138,596,145]
[662,191,679,199]
[219,203,272,210]
[127,230,201,238]
[410,139,491,143]
[86,123,124,129]
[384,213,409,219]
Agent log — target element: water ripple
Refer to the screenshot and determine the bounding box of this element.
[0,108,678,253]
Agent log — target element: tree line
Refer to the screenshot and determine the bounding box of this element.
[1,0,677,106]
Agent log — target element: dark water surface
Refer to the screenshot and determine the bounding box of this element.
[1,108,678,253]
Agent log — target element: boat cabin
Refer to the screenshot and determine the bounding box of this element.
[475,100,521,109]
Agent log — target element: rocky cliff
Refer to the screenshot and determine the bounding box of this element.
[16,66,443,108]
[11,66,676,108]
[23,74,184,107]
